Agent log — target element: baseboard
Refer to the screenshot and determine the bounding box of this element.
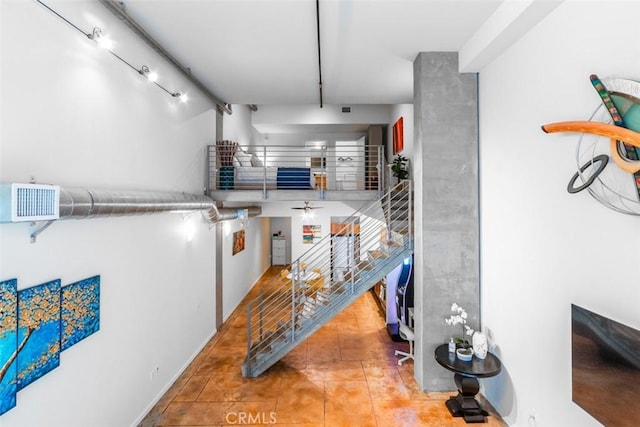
[130,328,218,427]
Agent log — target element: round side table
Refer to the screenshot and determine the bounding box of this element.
[434,343,502,423]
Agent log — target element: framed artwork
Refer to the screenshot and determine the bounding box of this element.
[233,229,245,255]
[302,225,313,244]
[0,279,18,415]
[61,276,100,351]
[0,275,100,414]
[302,225,321,244]
[16,279,61,391]
[393,117,404,155]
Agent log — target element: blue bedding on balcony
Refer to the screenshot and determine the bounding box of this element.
[277,167,311,189]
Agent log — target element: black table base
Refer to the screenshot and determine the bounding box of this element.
[445,374,488,423]
[434,344,502,424]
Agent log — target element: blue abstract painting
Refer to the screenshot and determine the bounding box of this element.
[61,276,100,351]
[0,279,18,416]
[16,279,61,391]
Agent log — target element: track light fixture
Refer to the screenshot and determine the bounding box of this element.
[35,1,189,104]
[172,92,189,103]
[88,27,113,49]
[139,65,159,82]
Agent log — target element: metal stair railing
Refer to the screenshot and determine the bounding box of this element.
[242,180,412,377]
[207,144,384,197]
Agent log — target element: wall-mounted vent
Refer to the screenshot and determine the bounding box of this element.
[0,184,60,223]
[341,106,351,113]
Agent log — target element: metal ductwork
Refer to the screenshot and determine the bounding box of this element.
[0,183,260,223]
[58,187,215,219]
[206,204,262,223]
[57,187,261,222]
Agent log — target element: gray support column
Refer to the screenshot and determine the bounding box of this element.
[413,52,479,391]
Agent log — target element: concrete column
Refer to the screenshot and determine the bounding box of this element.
[412,52,479,391]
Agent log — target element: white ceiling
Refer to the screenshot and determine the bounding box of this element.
[121,0,509,106]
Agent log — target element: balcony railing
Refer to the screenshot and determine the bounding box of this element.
[207,144,384,198]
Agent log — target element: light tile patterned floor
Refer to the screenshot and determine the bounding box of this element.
[140,267,506,426]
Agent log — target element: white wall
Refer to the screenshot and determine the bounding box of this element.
[222,104,256,148]
[479,2,640,426]
[253,104,391,128]
[220,107,273,321]
[1,2,217,426]
[221,216,271,321]
[260,202,360,262]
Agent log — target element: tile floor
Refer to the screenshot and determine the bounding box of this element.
[140,267,506,426]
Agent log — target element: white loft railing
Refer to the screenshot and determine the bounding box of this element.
[207,144,384,197]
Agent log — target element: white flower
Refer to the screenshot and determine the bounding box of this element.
[446,303,476,341]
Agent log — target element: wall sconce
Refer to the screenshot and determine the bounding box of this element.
[338,156,353,162]
[183,215,196,243]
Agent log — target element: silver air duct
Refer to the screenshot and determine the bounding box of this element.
[59,187,215,218]
[56,187,261,222]
[0,183,260,222]
[206,205,262,222]
[1,184,261,242]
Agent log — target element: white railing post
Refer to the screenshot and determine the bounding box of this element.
[262,146,267,198]
[258,290,264,341]
[291,260,300,340]
[321,145,326,199]
[377,145,383,196]
[246,302,252,372]
[407,180,412,248]
[349,221,355,294]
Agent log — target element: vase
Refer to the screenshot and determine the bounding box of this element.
[472,331,488,359]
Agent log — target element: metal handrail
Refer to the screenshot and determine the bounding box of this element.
[207,144,383,196]
[244,181,413,371]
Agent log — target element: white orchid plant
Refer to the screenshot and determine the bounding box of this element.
[445,303,475,344]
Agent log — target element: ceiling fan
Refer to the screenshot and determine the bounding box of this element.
[291,201,323,214]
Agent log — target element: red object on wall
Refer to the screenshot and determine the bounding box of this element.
[393,117,404,155]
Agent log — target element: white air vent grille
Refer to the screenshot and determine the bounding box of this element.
[0,184,60,222]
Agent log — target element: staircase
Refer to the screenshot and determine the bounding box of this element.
[241,181,413,378]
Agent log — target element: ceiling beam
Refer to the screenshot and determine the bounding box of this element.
[459,0,565,73]
[98,0,232,114]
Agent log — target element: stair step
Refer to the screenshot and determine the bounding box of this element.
[360,260,375,271]
[316,291,331,304]
[382,238,403,247]
[368,249,388,259]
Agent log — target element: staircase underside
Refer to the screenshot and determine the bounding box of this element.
[242,240,412,378]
